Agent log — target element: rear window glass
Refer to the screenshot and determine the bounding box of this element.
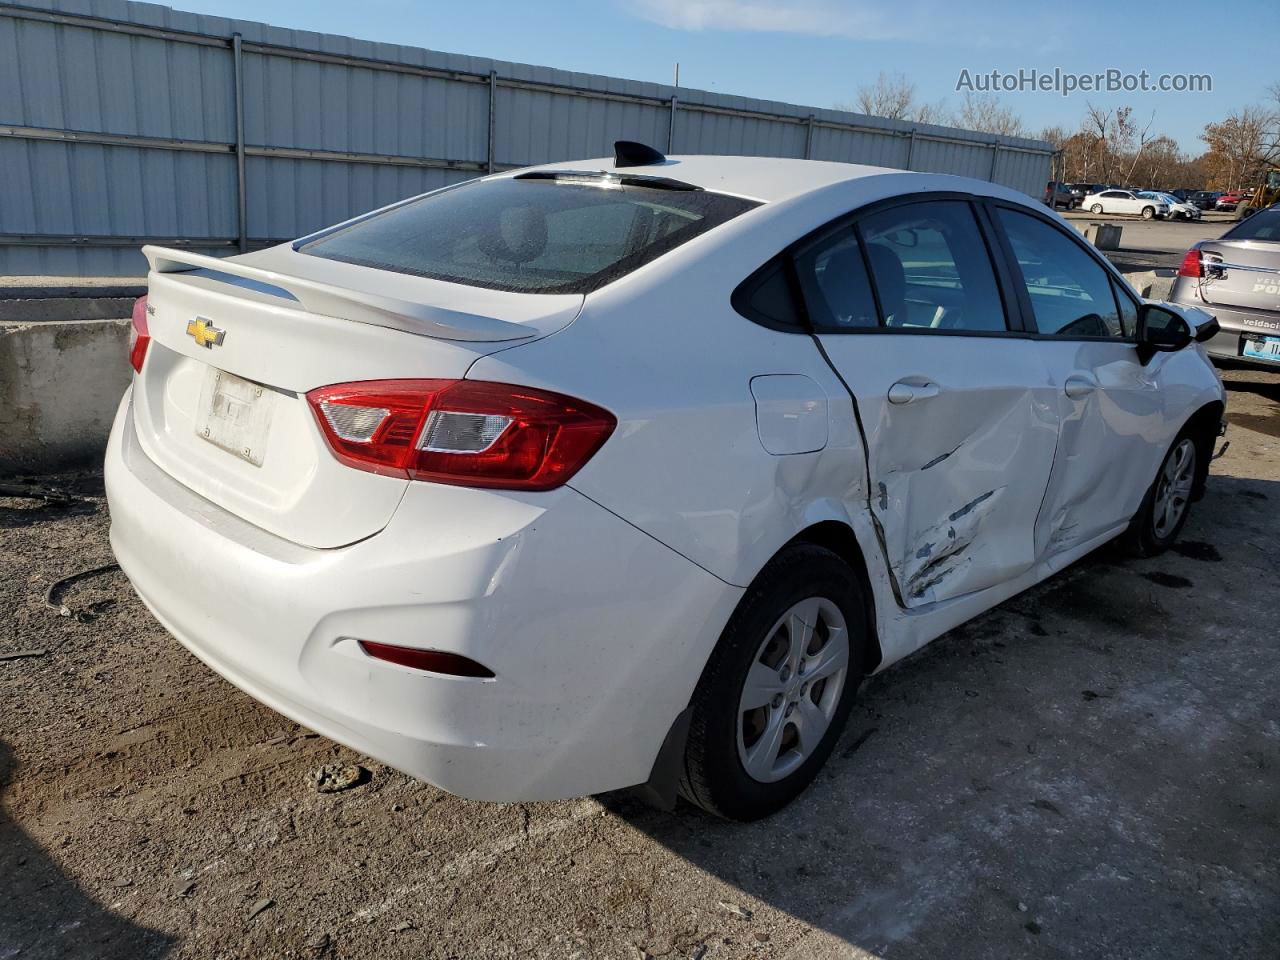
[299,177,759,294]
[1225,210,1280,242]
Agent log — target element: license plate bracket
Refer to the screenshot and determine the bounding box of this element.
[195,368,274,466]
[1242,335,1280,363]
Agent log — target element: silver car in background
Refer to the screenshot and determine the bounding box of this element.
[1168,207,1280,368]
[1139,191,1201,222]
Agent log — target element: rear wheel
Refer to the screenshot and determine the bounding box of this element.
[1091,203,1104,213]
[1141,206,1155,220]
[679,545,867,821]
[1122,432,1198,556]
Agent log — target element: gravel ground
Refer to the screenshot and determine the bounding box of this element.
[2,366,1279,960]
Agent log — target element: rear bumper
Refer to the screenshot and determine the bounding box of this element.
[1167,291,1280,370]
[105,390,740,801]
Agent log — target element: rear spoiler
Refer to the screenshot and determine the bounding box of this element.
[142,246,537,343]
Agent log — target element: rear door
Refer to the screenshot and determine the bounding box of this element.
[800,196,1061,606]
[986,201,1168,552]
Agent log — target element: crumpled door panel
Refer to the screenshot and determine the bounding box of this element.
[820,336,1060,609]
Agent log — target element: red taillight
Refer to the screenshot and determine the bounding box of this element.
[305,379,616,491]
[128,295,150,373]
[1178,249,1203,278]
[358,640,495,678]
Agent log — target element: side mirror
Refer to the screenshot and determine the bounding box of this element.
[1135,303,1192,364]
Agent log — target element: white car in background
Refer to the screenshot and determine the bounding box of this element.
[1140,191,1201,221]
[1084,189,1170,219]
[106,144,1225,821]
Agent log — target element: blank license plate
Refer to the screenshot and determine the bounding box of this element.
[196,368,274,466]
[1243,336,1280,363]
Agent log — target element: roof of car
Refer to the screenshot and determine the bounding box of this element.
[505,154,907,204]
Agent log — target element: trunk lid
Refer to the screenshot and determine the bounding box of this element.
[132,245,582,549]
[1196,239,1280,317]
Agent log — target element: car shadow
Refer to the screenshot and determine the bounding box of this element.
[603,474,1280,957]
[1223,373,1280,406]
[0,739,175,959]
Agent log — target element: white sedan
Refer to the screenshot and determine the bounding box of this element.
[1084,189,1170,219]
[106,145,1225,820]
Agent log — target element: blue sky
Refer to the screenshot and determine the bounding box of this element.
[183,0,1271,152]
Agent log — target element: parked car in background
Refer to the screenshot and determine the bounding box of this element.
[1084,189,1170,219]
[1170,189,1196,201]
[1190,191,1222,210]
[105,147,1226,821]
[1169,206,1280,370]
[1069,183,1106,204]
[1216,193,1250,211]
[1139,191,1201,221]
[1043,181,1076,209]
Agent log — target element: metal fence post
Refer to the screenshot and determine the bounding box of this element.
[988,141,1000,181]
[906,128,917,170]
[668,95,678,154]
[804,115,815,159]
[232,33,248,252]
[487,70,497,174]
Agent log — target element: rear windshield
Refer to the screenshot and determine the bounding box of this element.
[299,177,759,294]
[1224,209,1280,242]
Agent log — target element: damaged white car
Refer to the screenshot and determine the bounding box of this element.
[106,143,1225,821]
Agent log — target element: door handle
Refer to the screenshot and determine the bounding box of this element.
[887,380,940,405]
[1064,374,1098,399]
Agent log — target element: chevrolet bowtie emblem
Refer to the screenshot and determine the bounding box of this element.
[187,317,226,349]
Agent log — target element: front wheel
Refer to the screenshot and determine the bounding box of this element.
[1091,203,1104,214]
[679,544,868,821]
[1122,433,1198,556]
[1141,206,1155,220]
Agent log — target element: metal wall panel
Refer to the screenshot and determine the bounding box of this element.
[0,0,1054,276]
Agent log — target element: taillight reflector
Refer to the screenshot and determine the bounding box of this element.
[305,379,615,491]
[129,295,150,373]
[1178,249,1202,279]
[357,640,495,678]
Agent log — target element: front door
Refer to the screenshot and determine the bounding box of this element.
[990,203,1169,554]
[796,197,1060,606]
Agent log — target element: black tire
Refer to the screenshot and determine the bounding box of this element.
[679,544,869,821]
[1091,203,1104,214]
[1121,427,1202,557]
[1141,206,1155,220]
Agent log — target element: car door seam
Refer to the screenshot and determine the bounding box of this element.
[803,330,910,609]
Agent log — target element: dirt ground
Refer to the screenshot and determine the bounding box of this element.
[2,365,1279,960]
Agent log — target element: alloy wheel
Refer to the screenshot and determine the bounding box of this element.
[737,597,849,784]
[1152,438,1196,539]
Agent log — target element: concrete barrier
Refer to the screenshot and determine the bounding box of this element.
[0,307,133,476]
[1083,222,1123,250]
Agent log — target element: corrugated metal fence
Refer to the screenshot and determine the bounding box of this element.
[0,0,1055,276]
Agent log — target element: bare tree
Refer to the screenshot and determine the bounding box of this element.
[850,72,918,121]
[956,92,1025,137]
[1202,105,1278,191]
[1124,111,1157,185]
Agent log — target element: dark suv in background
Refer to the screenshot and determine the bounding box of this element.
[1043,181,1076,209]
[1189,191,1222,210]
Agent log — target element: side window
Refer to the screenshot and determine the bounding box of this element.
[858,200,1008,332]
[1113,279,1138,337]
[734,259,805,331]
[996,207,1124,338]
[793,230,879,330]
